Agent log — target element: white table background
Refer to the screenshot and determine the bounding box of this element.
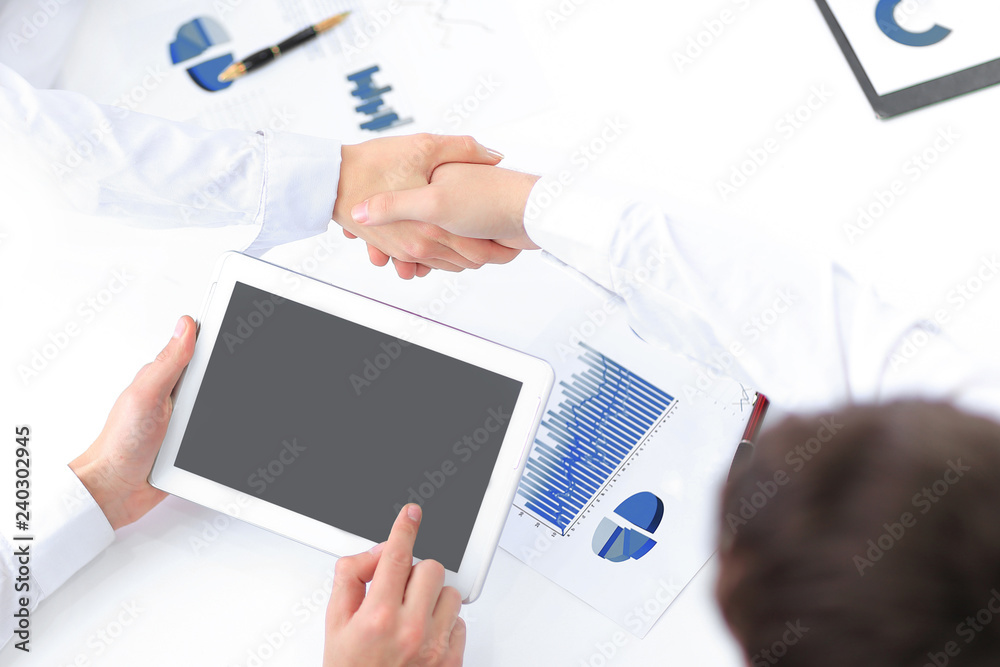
[4,0,1000,665]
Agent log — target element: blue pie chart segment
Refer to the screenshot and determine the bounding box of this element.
[170,17,230,65]
[592,491,663,563]
[592,517,658,562]
[614,491,664,533]
[593,518,626,562]
[187,54,235,92]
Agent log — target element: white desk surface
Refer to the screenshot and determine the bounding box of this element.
[5,1,1000,665]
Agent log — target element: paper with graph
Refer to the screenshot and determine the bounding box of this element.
[500,304,760,638]
[84,0,548,140]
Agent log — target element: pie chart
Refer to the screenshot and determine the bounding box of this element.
[169,17,234,92]
[592,492,664,562]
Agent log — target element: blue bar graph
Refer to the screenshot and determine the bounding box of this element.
[515,343,675,533]
[346,65,413,132]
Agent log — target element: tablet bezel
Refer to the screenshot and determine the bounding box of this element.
[149,251,553,602]
[814,0,1000,119]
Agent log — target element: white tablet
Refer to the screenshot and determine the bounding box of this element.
[150,251,553,602]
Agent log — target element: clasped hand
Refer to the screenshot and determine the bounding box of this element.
[334,133,525,279]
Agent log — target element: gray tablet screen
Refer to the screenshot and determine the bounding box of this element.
[175,281,523,570]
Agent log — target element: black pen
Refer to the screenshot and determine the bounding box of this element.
[218,11,351,83]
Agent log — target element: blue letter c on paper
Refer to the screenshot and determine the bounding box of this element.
[875,0,951,47]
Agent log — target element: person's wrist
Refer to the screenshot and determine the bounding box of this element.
[331,143,361,226]
[69,452,128,531]
[502,171,541,249]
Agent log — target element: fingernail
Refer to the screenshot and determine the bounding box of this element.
[172,317,186,339]
[369,542,384,556]
[407,504,422,522]
[351,201,369,224]
[486,148,504,161]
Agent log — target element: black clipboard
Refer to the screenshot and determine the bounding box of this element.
[814,0,1000,119]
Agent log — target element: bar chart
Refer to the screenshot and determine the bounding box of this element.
[346,65,413,132]
[514,343,676,534]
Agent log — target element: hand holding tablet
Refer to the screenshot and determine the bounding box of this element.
[149,251,553,602]
[68,292,490,665]
[69,315,197,531]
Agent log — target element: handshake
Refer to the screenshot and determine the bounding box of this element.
[332,133,542,279]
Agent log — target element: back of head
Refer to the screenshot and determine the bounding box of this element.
[717,401,1000,667]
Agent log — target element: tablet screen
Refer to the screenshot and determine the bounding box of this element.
[175,282,523,570]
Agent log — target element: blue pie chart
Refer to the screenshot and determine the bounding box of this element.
[169,16,234,92]
[592,492,664,562]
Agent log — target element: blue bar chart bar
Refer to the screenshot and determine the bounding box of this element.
[346,65,413,132]
[515,343,675,533]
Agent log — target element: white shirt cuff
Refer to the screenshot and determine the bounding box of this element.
[243,131,343,256]
[32,465,115,599]
[522,171,633,292]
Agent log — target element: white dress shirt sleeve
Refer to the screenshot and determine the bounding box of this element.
[1,464,115,651]
[0,61,342,256]
[523,172,944,413]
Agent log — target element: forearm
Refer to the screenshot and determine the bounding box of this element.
[523,173,920,411]
[0,62,341,254]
